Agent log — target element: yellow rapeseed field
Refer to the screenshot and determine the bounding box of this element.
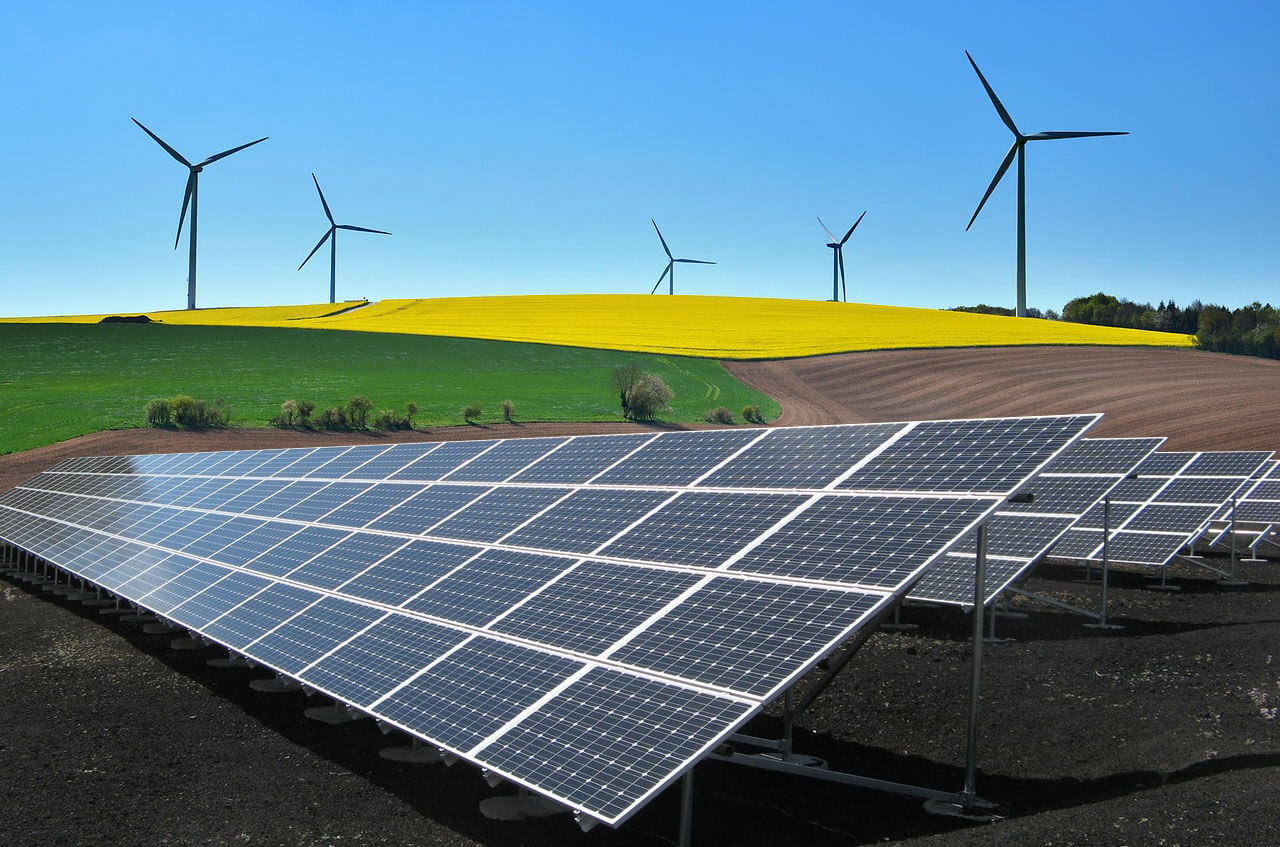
[2,295,1195,359]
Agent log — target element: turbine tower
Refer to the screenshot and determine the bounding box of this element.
[818,211,866,302]
[298,174,392,304]
[132,118,268,310]
[650,220,715,295]
[964,51,1127,317]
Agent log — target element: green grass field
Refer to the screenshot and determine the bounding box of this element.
[0,323,778,456]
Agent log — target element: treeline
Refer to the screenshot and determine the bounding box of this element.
[952,293,1280,360]
[1061,293,1280,358]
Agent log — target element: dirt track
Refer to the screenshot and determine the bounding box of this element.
[725,346,1280,451]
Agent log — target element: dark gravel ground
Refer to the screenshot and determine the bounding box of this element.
[3,556,1276,847]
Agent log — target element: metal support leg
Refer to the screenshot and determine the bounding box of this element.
[678,768,694,847]
[1221,496,1247,586]
[1086,494,1123,630]
[963,525,986,804]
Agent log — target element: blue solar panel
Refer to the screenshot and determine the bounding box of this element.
[400,549,572,627]
[245,597,386,673]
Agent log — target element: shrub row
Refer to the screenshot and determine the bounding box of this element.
[144,395,230,428]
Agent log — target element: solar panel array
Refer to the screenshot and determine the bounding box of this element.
[909,437,1164,606]
[1205,460,1280,552]
[0,416,1099,826]
[1048,450,1273,568]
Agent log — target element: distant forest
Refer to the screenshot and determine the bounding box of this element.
[952,293,1280,360]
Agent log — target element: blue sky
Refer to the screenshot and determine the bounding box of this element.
[1,1,1276,316]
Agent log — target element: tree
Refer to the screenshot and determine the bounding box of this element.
[610,363,646,419]
[346,395,374,428]
[625,372,673,421]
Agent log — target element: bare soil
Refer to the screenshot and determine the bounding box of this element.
[2,345,1279,846]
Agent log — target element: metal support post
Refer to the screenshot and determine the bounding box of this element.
[1086,495,1123,630]
[1220,496,1247,586]
[678,768,694,847]
[963,524,986,804]
[782,688,794,754]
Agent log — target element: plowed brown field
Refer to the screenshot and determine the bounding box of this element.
[725,346,1280,451]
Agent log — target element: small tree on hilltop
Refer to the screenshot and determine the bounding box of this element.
[297,399,316,428]
[281,399,298,427]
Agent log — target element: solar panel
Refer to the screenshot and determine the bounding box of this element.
[0,415,1099,827]
[1049,449,1273,567]
[908,437,1164,606]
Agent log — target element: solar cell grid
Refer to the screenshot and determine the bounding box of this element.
[366,484,488,535]
[215,479,293,515]
[427,486,571,543]
[210,522,302,567]
[501,488,674,554]
[511,433,655,483]
[284,532,407,591]
[1184,451,1273,476]
[598,491,807,568]
[303,615,469,707]
[731,495,993,586]
[389,441,494,481]
[400,549,572,627]
[591,429,764,486]
[697,423,903,489]
[375,637,583,754]
[1040,437,1164,474]
[477,667,752,822]
[337,539,482,606]
[491,562,703,655]
[245,597,386,673]
[276,482,373,523]
[202,583,322,649]
[1123,504,1217,532]
[116,552,192,598]
[1153,477,1247,504]
[240,526,349,577]
[949,514,1076,558]
[167,571,274,629]
[319,483,426,528]
[1134,452,1195,475]
[242,481,330,518]
[140,560,230,614]
[838,416,1097,494]
[609,578,882,697]
[270,448,351,478]
[443,437,568,482]
[1103,532,1191,565]
[342,443,439,479]
[1001,476,1115,514]
[304,445,393,479]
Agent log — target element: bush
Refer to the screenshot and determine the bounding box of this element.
[742,404,764,424]
[297,399,316,427]
[373,409,413,430]
[463,403,482,424]
[144,398,172,426]
[148,394,227,428]
[501,399,515,423]
[704,406,734,424]
[625,373,673,421]
[318,406,347,429]
[346,395,374,429]
[280,399,298,427]
[405,402,418,429]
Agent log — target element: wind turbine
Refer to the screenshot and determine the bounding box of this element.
[132,118,268,310]
[650,220,715,295]
[963,51,1127,317]
[298,174,392,304]
[818,211,866,302]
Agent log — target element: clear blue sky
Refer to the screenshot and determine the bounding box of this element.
[1,1,1276,317]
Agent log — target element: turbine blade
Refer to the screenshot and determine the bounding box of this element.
[197,136,268,167]
[312,173,334,224]
[965,51,1019,137]
[841,210,867,244]
[175,172,194,249]
[298,229,333,270]
[1025,131,1129,140]
[651,263,672,294]
[966,140,1020,231]
[652,219,673,259]
[817,216,838,242]
[132,118,191,166]
[675,259,715,264]
[337,225,392,235]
